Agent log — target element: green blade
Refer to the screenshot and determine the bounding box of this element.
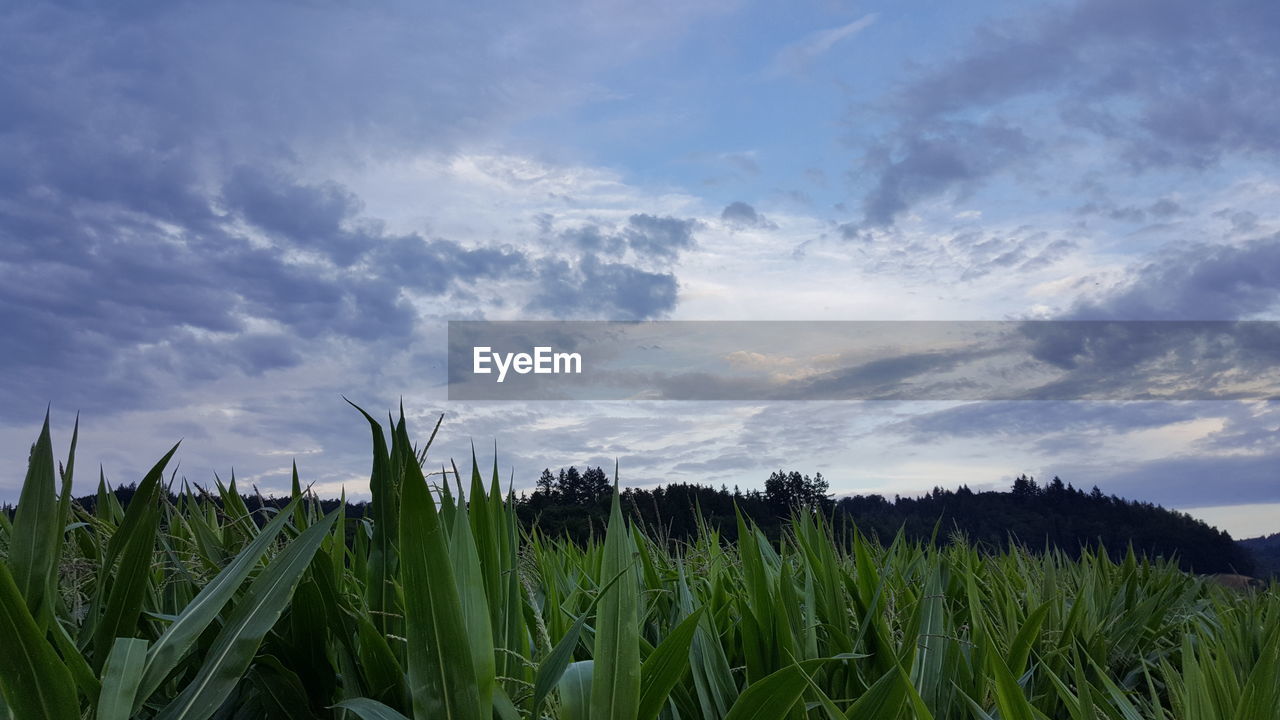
[591,482,641,720]
[0,556,78,720]
[333,698,413,720]
[637,608,705,720]
[98,638,147,720]
[8,412,62,625]
[154,508,339,720]
[399,427,482,720]
[558,661,594,720]
[723,664,811,720]
[531,567,632,718]
[92,442,180,670]
[135,496,306,708]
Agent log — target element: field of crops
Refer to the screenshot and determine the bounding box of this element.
[1,410,1277,720]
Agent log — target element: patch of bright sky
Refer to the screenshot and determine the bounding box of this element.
[1181,504,1280,541]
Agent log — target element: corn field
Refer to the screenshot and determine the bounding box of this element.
[1,409,1277,720]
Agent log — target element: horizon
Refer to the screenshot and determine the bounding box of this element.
[3,412,1272,542]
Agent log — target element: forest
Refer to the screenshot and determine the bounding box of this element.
[65,465,1257,576]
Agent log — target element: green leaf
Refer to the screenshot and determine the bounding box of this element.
[844,664,910,719]
[0,556,79,720]
[1007,601,1050,677]
[92,442,180,670]
[354,614,403,706]
[154,508,339,720]
[987,649,1038,720]
[591,483,641,720]
[531,567,632,719]
[8,412,63,625]
[97,638,147,720]
[333,698,413,720]
[49,415,78,612]
[492,686,520,720]
[135,496,306,708]
[248,655,315,720]
[399,426,482,720]
[723,663,811,720]
[448,483,495,715]
[558,661,594,720]
[347,400,399,638]
[48,614,101,702]
[637,608,705,720]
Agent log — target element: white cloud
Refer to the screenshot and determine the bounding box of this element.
[767,14,877,77]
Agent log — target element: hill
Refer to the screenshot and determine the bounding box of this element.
[45,469,1256,576]
[1239,532,1280,579]
[519,470,1255,576]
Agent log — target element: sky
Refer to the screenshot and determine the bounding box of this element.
[2,0,1278,538]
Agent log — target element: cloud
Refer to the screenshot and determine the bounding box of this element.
[1009,320,1280,405]
[220,168,370,267]
[0,169,535,419]
[555,214,698,262]
[891,399,1280,508]
[1075,197,1185,224]
[527,255,680,320]
[625,214,700,261]
[1070,233,1280,320]
[856,0,1280,226]
[0,0,719,428]
[561,224,629,257]
[768,14,877,77]
[902,401,1209,443]
[860,120,1034,227]
[719,152,761,177]
[1102,452,1280,508]
[720,201,777,230]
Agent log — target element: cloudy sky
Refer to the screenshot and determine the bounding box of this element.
[2,0,1278,537]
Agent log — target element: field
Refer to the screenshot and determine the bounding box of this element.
[1,410,1278,720]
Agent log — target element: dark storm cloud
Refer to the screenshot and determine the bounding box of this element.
[372,234,529,296]
[859,0,1280,226]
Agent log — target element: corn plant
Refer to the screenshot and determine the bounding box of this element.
[0,409,1276,719]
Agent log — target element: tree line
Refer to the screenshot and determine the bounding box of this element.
[516,467,1255,576]
[17,467,1255,576]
